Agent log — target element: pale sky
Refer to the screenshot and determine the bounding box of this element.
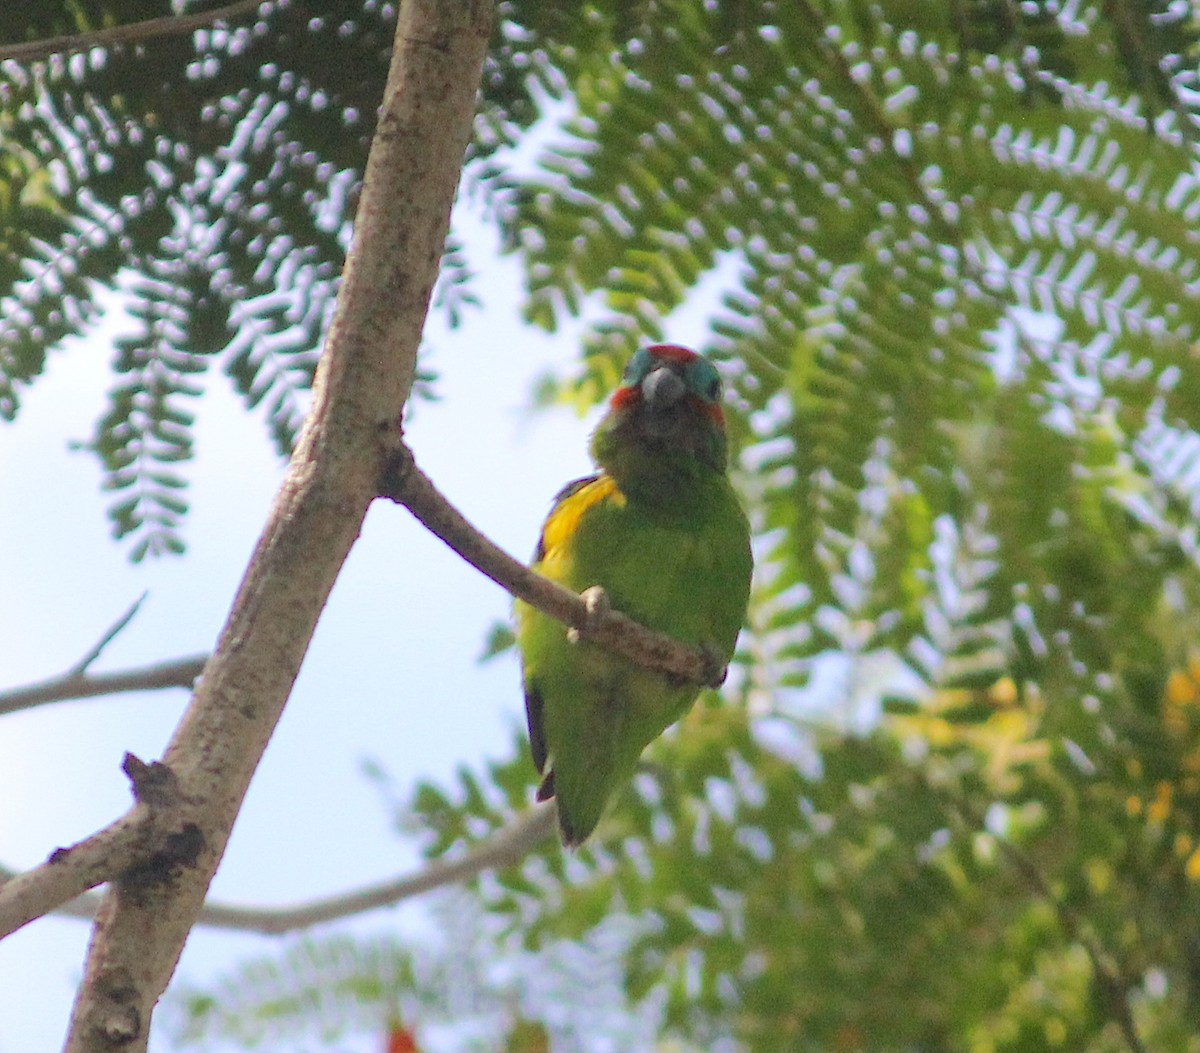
[0,203,590,1049]
[0,188,734,1048]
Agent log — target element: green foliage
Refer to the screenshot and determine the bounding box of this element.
[168,933,420,1047]
[410,684,1200,1051]
[11,0,1200,1050]
[497,0,1200,703]
[165,891,662,1052]
[478,620,517,663]
[0,0,541,556]
[413,1,1200,1049]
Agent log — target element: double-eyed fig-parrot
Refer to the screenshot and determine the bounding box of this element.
[515,344,753,845]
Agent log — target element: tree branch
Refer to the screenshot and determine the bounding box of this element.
[0,594,206,717]
[0,0,265,64]
[2,806,555,935]
[0,756,199,941]
[0,656,209,717]
[60,2,494,1049]
[67,595,149,677]
[199,804,555,932]
[381,445,727,688]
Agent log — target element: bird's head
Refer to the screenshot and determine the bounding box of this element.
[592,344,729,480]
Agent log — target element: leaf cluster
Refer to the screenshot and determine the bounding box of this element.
[0,0,547,556]
[12,0,1200,1049]
[412,676,1200,1050]
[404,1,1200,1049]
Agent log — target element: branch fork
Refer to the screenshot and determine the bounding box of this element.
[2,438,728,944]
[0,592,207,719]
[0,753,198,941]
[0,1,735,1044]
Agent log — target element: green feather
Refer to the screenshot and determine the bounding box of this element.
[515,346,753,846]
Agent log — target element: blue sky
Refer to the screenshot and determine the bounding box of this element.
[0,204,593,1049]
[0,185,737,1047]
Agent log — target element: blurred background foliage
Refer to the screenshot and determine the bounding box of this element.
[6,0,1200,1049]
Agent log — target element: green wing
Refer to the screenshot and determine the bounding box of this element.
[521,473,600,791]
[516,470,751,845]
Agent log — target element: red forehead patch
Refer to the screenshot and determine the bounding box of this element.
[646,343,699,364]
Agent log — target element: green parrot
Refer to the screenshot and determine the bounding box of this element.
[515,344,753,846]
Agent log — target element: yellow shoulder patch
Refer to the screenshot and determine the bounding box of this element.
[538,475,624,565]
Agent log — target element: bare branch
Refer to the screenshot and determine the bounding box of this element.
[0,821,147,940]
[0,755,199,941]
[62,2,493,1049]
[0,0,265,64]
[381,445,727,688]
[1,806,555,935]
[68,594,149,677]
[199,804,555,933]
[0,656,207,717]
[0,865,112,925]
[0,595,206,717]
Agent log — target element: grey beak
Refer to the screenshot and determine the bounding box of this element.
[641,365,685,409]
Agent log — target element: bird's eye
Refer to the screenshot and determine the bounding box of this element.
[706,375,721,401]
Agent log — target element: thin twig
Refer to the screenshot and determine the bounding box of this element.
[381,444,727,688]
[0,596,205,716]
[0,656,207,718]
[0,0,267,64]
[0,805,555,935]
[68,594,149,677]
[198,804,555,933]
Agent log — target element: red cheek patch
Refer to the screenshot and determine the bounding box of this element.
[611,385,640,410]
[692,395,725,426]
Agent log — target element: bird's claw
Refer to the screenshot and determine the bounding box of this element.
[567,586,610,644]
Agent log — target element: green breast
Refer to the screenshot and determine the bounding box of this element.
[551,471,751,662]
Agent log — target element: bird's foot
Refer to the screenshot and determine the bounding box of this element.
[567,585,610,644]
